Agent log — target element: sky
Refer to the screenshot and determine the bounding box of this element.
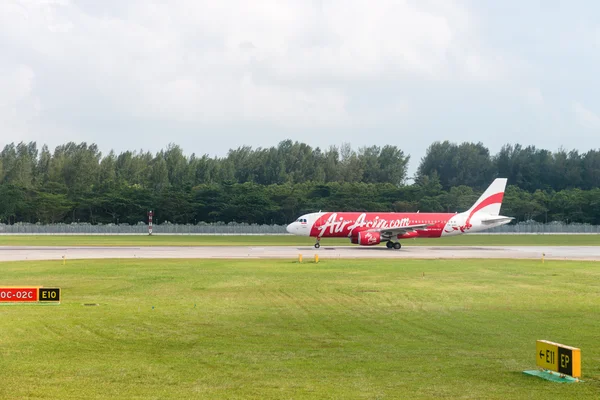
[1,0,600,177]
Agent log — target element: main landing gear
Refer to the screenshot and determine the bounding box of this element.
[386,241,401,250]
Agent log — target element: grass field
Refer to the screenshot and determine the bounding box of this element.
[1,257,599,399]
[0,234,599,247]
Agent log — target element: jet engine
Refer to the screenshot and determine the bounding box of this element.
[357,231,381,246]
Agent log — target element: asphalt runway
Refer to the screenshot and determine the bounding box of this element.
[0,245,599,262]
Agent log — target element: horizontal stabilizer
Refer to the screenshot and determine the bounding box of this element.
[480,216,514,224]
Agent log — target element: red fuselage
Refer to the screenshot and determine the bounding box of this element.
[309,212,457,239]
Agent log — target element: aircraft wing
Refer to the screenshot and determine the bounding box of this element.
[364,223,433,237]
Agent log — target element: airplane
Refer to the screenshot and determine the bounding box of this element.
[286,178,513,249]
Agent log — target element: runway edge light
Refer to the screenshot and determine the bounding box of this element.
[523,340,582,383]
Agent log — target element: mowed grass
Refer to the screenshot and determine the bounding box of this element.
[0,233,599,247]
[1,258,599,399]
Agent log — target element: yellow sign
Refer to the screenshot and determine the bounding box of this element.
[39,288,61,302]
[536,340,581,378]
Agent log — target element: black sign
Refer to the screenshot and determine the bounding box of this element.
[558,347,573,376]
[39,288,61,302]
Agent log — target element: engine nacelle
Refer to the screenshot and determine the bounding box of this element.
[350,236,359,244]
[357,231,381,246]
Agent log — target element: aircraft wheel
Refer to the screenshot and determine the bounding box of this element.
[314,243,320,249]
[393,242,401,250]
[386,241,393,248]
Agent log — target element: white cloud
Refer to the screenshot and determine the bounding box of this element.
[523,87,544,108]
[0,64,41,137]
[573,102,600,129]
[0,0,511,134]
[239,75,349,125]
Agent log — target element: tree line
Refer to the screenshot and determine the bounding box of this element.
[0,140,599,225]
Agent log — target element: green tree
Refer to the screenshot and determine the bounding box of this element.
[33,192,73,223]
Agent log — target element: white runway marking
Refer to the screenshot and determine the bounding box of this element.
[0,245,599,262]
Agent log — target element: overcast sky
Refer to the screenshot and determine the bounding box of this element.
[1,0,600,176]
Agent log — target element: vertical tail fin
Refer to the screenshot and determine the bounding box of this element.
[466,178,507,216]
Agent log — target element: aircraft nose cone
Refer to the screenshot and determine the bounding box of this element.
[286,223,293,234]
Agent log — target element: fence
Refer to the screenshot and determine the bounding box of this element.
[483,222,600,234]
[0,221,599,235]
[0,222,287,235]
